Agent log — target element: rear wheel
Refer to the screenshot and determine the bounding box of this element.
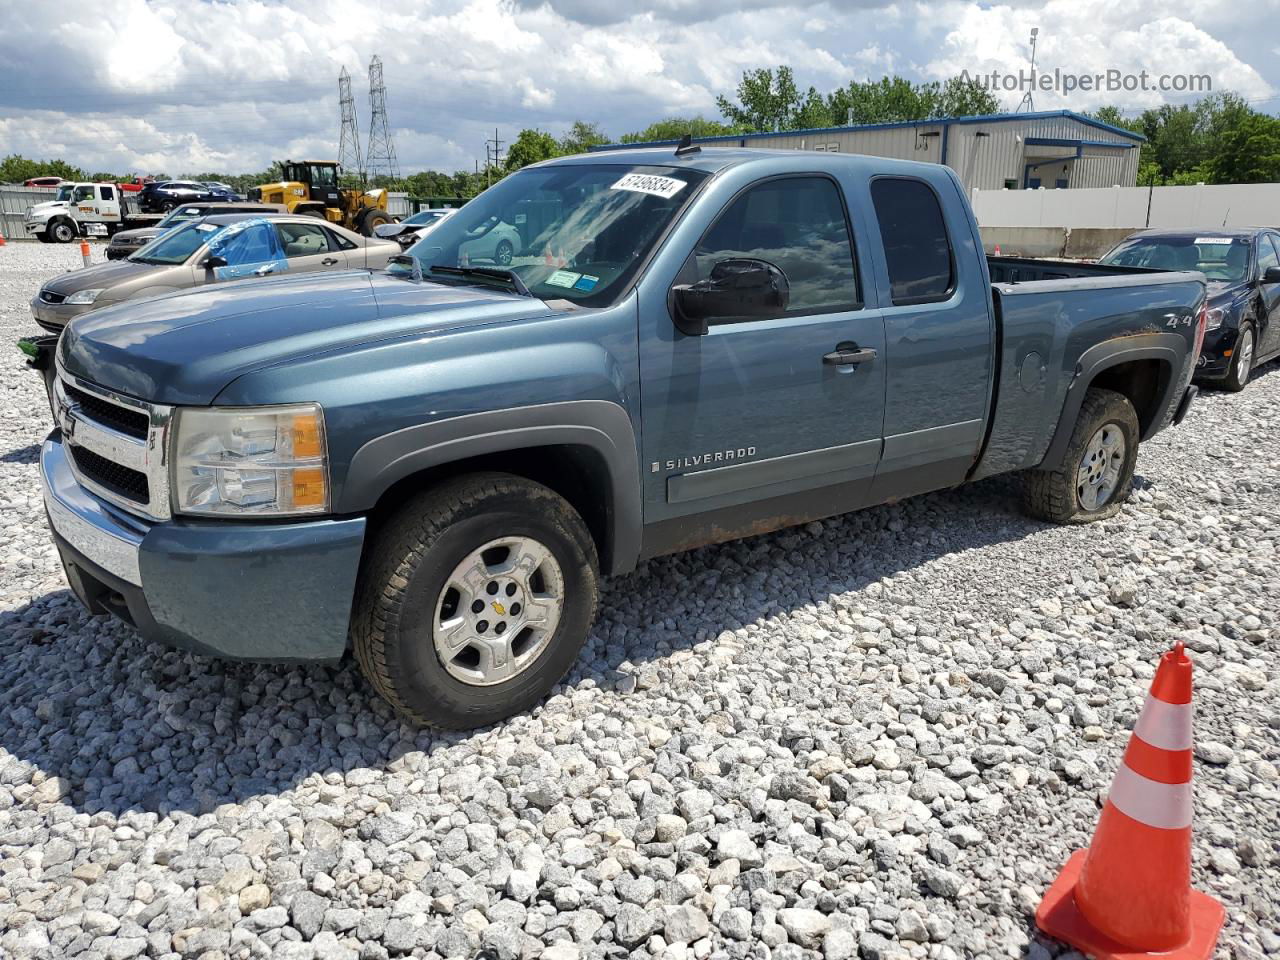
[1022,388,1139,524]
[353,473,599,729]
[359,208,392,236]
[301,208,327,219]
[1223,322,1254,393]
[495,239,514,265]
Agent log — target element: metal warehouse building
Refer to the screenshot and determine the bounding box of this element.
[597,110,1144,192]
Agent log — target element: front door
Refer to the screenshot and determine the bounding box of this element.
[202,220,288,282]
[1257,234,1280,359]
[639,174,887,529]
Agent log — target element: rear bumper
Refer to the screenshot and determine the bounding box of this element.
[41,431,366,662]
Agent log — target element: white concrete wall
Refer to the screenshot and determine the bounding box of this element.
[972,182,1280,229]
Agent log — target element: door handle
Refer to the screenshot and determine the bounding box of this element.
[823,343,877,365]
[322,257,339,265]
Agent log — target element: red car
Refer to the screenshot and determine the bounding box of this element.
[24,176,65,188]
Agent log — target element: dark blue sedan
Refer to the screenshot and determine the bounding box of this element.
[1099,228,1280,391]
[138,180,227,213]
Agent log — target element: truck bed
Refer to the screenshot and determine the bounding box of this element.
[973,260,1205,481]
[986,255,1161,284]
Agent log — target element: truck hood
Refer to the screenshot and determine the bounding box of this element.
[42,259,156,296]
[58,270,553,406]
[28,200,69,217]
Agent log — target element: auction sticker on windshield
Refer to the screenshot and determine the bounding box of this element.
[1194,237,1234,245]
[611,173,687,199]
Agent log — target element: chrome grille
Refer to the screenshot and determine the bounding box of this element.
[54,367,173,520]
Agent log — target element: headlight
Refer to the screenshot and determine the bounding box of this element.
[1204,308,1225,331]
[171,404,329,516]
[64,288,104,305]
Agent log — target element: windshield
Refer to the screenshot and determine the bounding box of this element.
[131,220,222,265]
[157,205,212,228]
[1100,235,1252,282]
[404,210,450,226]
[392,164,708,305]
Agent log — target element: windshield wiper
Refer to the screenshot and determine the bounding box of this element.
[427,264,535,298]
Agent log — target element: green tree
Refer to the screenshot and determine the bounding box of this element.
[932,76,1001,117]
[505,129,561,171]
[1210,112,1280,183]
[0,154,86,184]
[559,121,609,155]
[716,66,806,132]
[620,116,744,143]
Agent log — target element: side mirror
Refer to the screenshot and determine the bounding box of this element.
[201,255,228,270]
[670,258,790,336]
[1263,266,1280,284]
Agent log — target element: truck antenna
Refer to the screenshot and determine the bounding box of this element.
[675,134,701,157]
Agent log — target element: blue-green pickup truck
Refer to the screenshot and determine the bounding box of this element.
[38,147,1206,728]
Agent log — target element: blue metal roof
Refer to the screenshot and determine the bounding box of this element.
[591,109,1146,151]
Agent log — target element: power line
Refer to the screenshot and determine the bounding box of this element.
[365,55,399,180]
[337,67,364,181]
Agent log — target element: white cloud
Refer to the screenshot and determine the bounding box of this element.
[924,0,1274,111]
[0,0,1275,175]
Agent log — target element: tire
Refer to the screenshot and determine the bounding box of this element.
[359,208,392,236]
[301,208,327,219]
[352,472,599,729]
[1022,387,1140,524]
[494,239,514,265]
[1222,322,1254,393]
[49,219,76,244]
[161,200,176,212]
[36,231,51,243]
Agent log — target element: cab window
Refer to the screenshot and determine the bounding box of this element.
[871,177,956,305]
[693,175,860,314]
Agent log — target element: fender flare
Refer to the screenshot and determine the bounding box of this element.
[1040,332,1187,470]
[339,400,642,575]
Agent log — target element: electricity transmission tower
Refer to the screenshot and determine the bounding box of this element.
[366,55,400,180]
[337,67,364,182]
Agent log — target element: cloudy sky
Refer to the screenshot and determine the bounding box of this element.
[0,0,1276,176]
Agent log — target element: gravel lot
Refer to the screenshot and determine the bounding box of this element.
[0,241,1277,960]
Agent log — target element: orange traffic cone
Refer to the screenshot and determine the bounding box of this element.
[0,232,7,246]
[1036,642,1225,960]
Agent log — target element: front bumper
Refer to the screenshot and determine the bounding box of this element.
[30,295,94,333]
[1194,325,1239,380]
[40,431,367,662]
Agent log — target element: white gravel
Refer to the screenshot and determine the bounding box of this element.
[1,240,1277,960]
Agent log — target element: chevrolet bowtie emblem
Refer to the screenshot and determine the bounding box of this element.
[491,601,506,616]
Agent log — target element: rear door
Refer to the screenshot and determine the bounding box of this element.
[639,173,887,524]
[864,175,993,501]
[274,221,347,272]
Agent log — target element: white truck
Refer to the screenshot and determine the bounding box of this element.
[23,182,162,244]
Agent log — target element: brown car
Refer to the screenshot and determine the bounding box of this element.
[32,213,401,333]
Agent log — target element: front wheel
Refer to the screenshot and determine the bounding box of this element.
[494,239,514,265]
[1222,322,1254,393]
[1022,387,1140,524]
[359,208,392,236]
[49,219,76,243]
[352,473,599,729]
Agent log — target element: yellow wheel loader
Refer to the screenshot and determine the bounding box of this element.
[250,161,392,236]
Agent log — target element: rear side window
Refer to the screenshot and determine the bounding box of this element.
[694,176,860,314]
[328,229,357,251]
[871,178,955,305]
[100,186,115,201]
